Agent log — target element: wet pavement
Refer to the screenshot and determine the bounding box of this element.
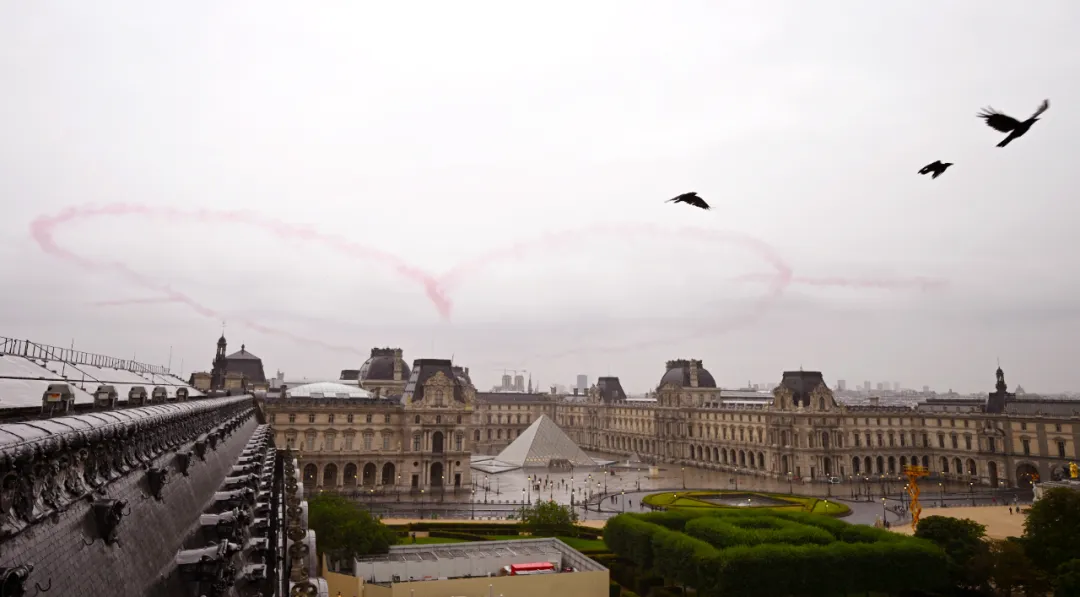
[327,454,1028,527]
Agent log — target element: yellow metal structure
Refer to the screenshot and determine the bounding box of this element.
[903,465,930,531]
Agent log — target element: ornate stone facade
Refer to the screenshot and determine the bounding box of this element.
[266,358,475,493]
[557,363,1079,489]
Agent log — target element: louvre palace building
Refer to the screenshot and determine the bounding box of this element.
[264,348,1079,493]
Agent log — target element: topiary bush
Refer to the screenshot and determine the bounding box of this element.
[604,509,948,597]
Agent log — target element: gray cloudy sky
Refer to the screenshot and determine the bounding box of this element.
[2,1,1080,394]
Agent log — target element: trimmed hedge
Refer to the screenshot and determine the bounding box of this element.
[428,530,489,541]
[685,516,835,548]
[603,510,948,597]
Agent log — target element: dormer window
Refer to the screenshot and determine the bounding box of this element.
[434,390,445,406]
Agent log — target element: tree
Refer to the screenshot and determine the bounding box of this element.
[523,499,579,536]
[1053,559,1080,596]
[970,538,1048,597]
[914,515,989,587]
[1023,487,1080,574]
[308,492,398,562]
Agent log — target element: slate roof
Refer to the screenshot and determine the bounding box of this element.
[402,359,468,404]
[779,370,826,408]
[658,360,717,389]
[596,377,628,402]
[225,345,266,383]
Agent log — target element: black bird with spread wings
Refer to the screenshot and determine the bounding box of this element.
[977,99,1050,147]
[666,192,710,210]
[918,160,953,179]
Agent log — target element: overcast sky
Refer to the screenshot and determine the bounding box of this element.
[3,2,1080,394]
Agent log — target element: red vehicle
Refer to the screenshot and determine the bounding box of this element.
[503,562,556,576]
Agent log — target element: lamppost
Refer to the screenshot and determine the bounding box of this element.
[938,482,944,507]
[527,476,532,505]
[621,490,626,512]
[881,497,887,524]
[901,485,908,510]
[969,482,975,507]
[420,488,425,519]
[521,488,526,521]
[823,499,829,514]
[787,472,792,494]
[396,475,401,502]
[484,475,489,503]
[681,467,686,489]
[471,488,475,520]
[733,468,739,491]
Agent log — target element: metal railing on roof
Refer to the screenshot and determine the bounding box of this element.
[0,336,172,376]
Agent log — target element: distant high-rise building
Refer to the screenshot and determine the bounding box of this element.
[922,385,930,393]
[863,381,871,392]
[513,374,525,392]
[837,379,847,391]
[576,374,588,392]
[876,382,884,391]
[894,382,901,392]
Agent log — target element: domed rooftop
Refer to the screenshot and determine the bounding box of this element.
[658,359,717,389]
[359,347,409,382]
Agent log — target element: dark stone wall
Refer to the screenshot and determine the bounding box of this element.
[0,410,258,597]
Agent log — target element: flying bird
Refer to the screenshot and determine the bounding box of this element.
[918,161,953,179]
[666,192,710,210]
[977,99,1050,147]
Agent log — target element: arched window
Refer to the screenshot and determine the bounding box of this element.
[414,415,421,424]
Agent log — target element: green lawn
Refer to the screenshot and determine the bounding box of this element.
[641,490,851,516]
[410,536,469,544]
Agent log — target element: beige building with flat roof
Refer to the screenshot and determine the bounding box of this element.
[325,538,608,597]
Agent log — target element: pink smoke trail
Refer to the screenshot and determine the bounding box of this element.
[30,203,453,318]
[30,203,949,359]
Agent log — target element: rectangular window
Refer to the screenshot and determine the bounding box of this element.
[308,414,315,423]
[347,414,354,423]
[938,435,945,448]
[366,414,373,423]
[1022,439,1030,456]
[964,436,972,450]
[305,434,315,451]
[1059,441,1067,459]
[344,435,354,450]
[951,436,958,449]
[328,414,335,424]
[413,436,422,451]
[1020,421,1027,431]
[456,435,463,451]
[383,435,390,450]
[988,438,996,453]
[364,434,373,451]
[922,433,929,448]
[288,414,296,424]
[384,414,391,424]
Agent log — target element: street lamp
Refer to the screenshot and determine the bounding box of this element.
[420,489,425,519]
[787,472,793,494]
[938,482,944,507]
[881,497,887,524]
[396,475,401,502]
[681,467,686,489]
[471,488,475,520]
[521,488,526,521]
[969,482,975,507]
[621,490,626,512]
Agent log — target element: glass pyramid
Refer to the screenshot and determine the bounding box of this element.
[495,415,597,468]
